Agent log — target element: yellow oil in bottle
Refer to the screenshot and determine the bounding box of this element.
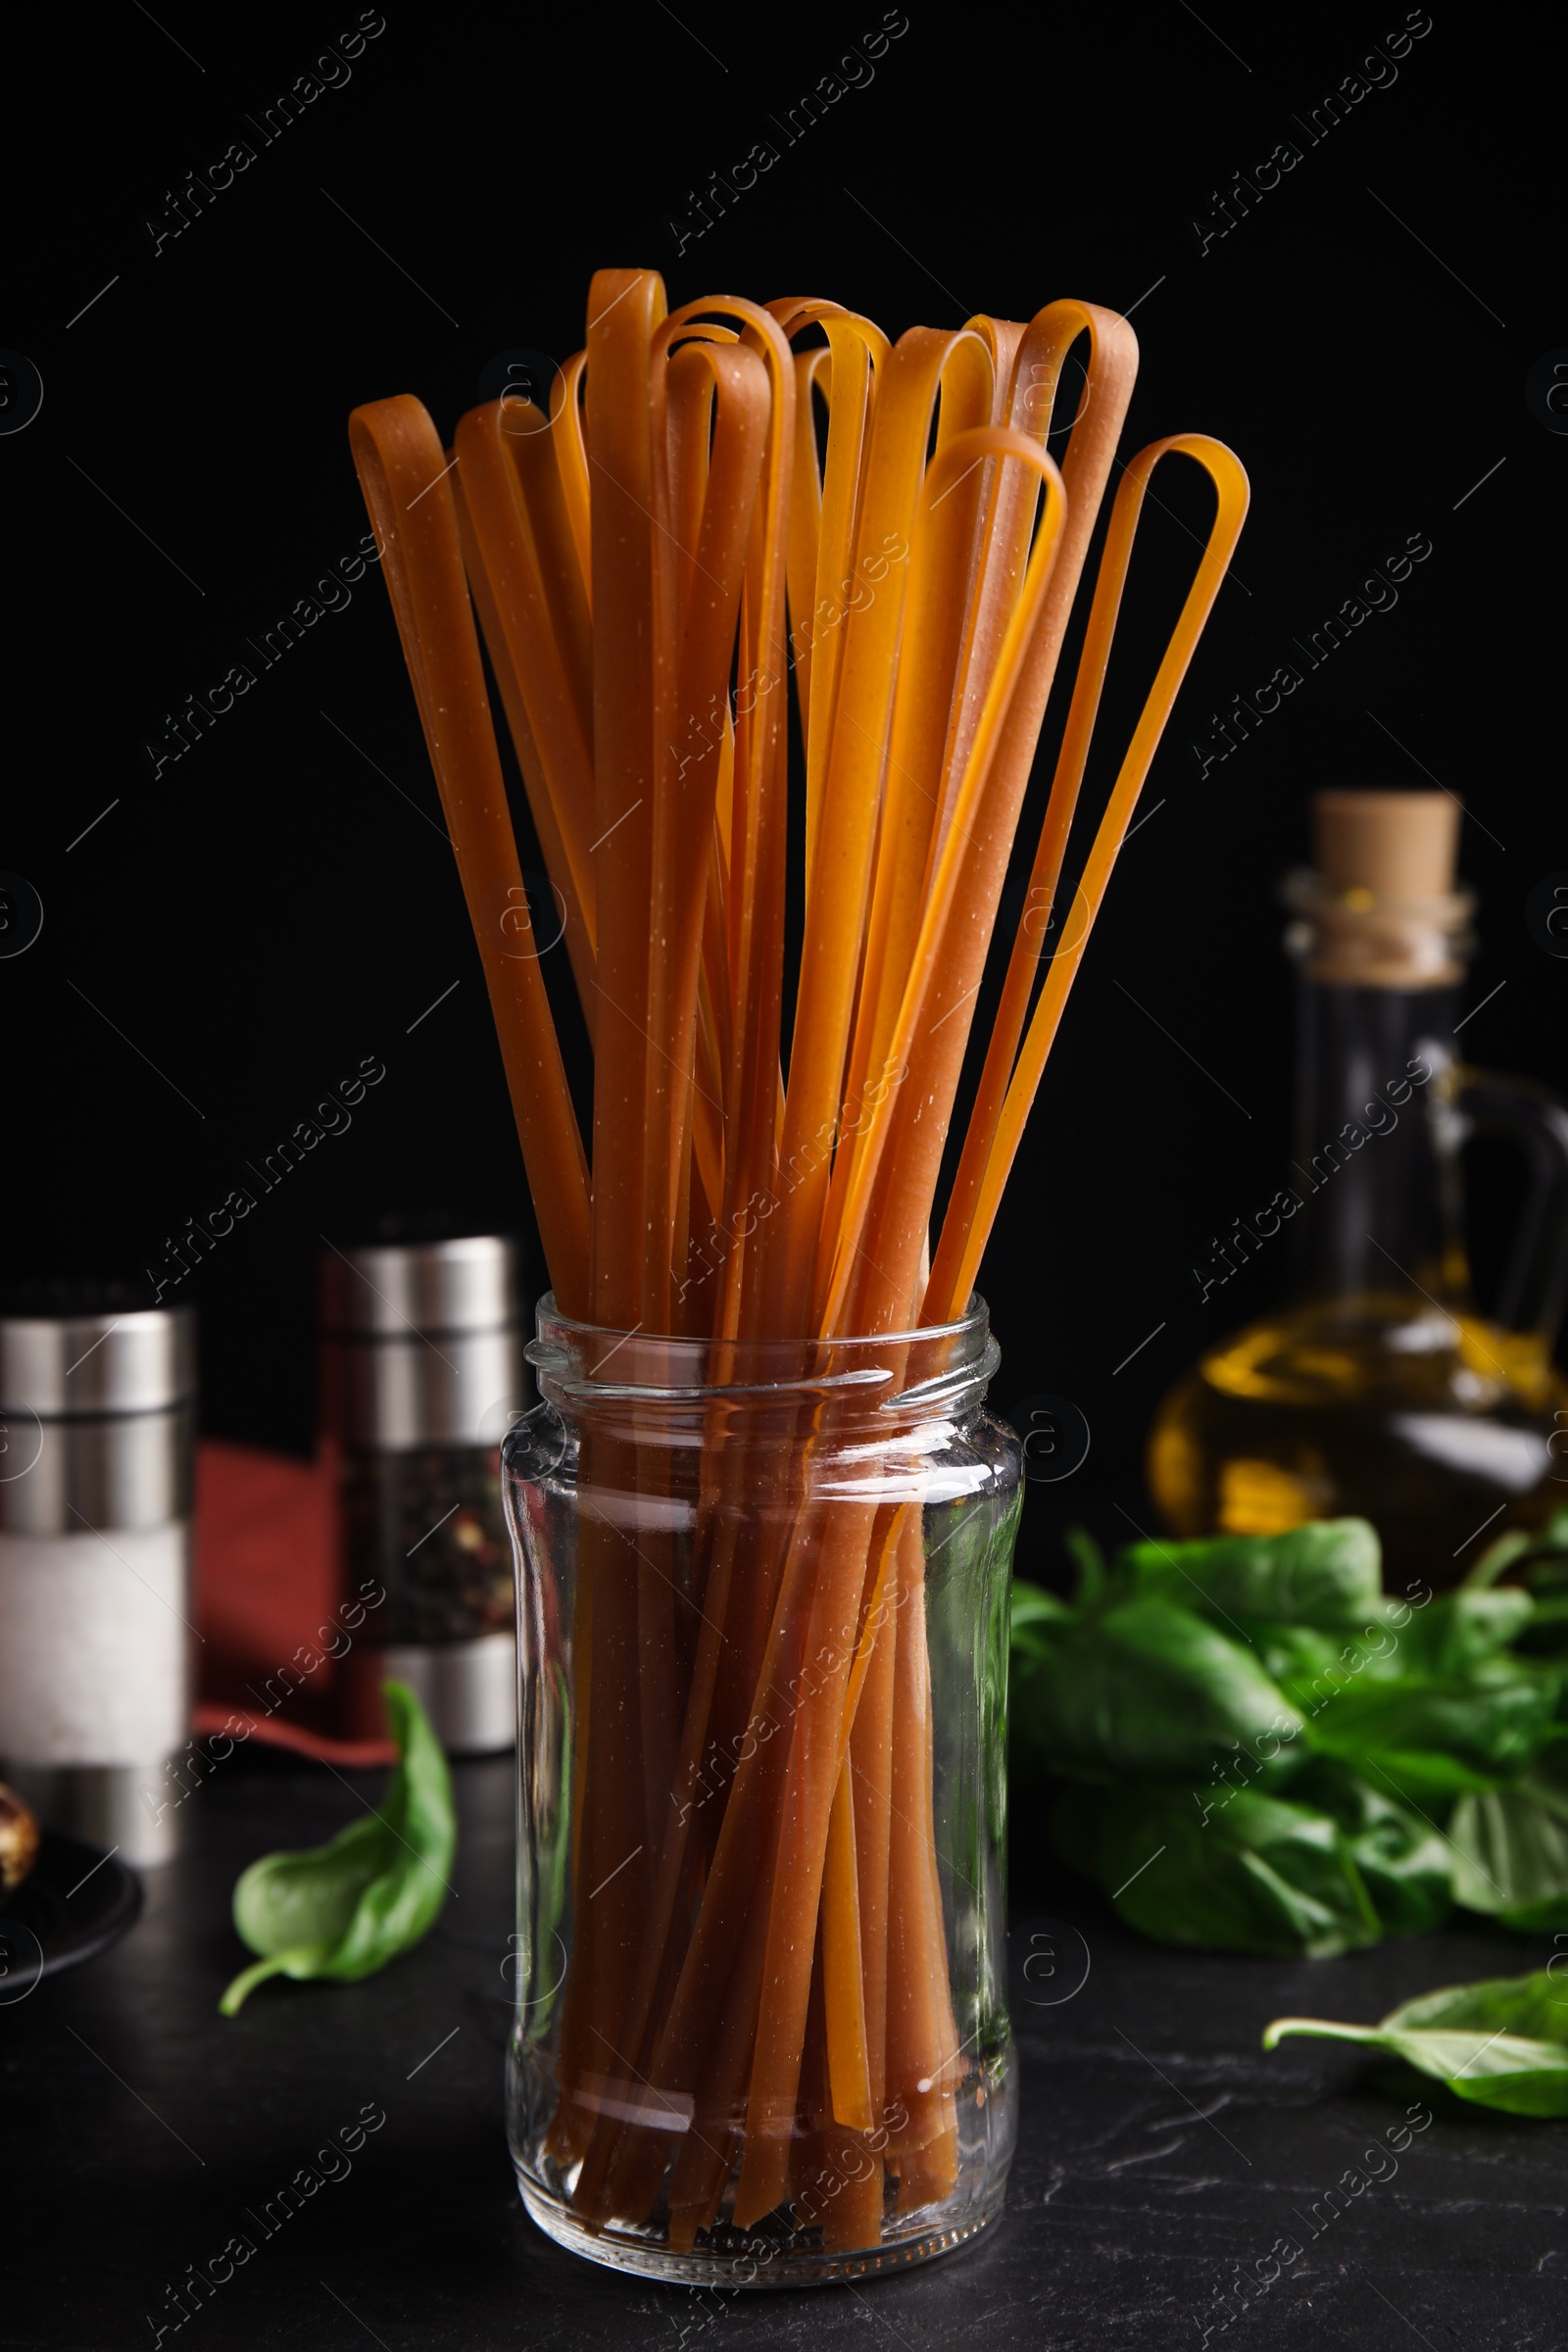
[1151,1295,1566,1587]
[1149,792,1568,1588]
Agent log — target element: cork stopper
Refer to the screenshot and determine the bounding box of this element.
[1313,790,1459,900]
[1285,789,1472,989]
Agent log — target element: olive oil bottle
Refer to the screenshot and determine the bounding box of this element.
[1150,791,1568,1587]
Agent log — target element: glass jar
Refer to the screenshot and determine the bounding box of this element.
[502,1296,1021,2285]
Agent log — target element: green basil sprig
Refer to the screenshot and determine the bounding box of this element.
[1290,1759,1453,1938]
[1290,1657,1559,1799]
[220,1681,455,2016]
[1053,1779,1382,1958]
[1008,1514,1568,1959]
[1264,1971,1568,2116]
[1446,1744,1568,1931]
[1114,1518,1383,1629]
[1473,1510,1568,1657]
[1011,1594,1304,1784]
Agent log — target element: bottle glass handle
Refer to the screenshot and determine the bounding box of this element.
[1457,1069,1568,1341]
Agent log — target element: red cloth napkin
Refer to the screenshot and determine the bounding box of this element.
[193,1440,397,1764]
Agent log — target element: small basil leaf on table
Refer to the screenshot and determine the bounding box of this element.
[1288,1759,1452,1937]
[1053,1779,1381,1958]
[1015,1597,1302,1781]
[1264,1971,1568,2116]
[1112,1519,1383,1629]
[220,1680,455,2015]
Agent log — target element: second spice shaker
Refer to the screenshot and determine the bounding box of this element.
[0,1286,195,1868]
[319,1232,528,1754]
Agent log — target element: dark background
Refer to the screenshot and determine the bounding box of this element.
[4,1,1560,1584]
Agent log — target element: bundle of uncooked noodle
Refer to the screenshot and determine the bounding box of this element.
[350,271,1247,2245]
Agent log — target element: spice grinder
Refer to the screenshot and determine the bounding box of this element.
[0,1287,196,1868]
[318,1230,529,1755]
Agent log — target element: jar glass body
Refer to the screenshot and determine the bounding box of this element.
[502,1298,1020,2285]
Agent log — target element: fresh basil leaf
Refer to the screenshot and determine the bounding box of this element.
[1064,1527,1106,1608]
[1518,1740,1568,1820]
[1269,1600,1544,1761]
[1379,1591,1535,1679]
[1113,1519,1383,1629]
[1009,1578,1075,1655]
[1289,1760,1451,1937]
[1524,1568,1568,1621]
[1479,1516,1568,1637]
[1054,1780,1381,1958]
[1014,1597,1302,1781]
[1463,1529,1534,1591]
[1513,1595,1568,1659]
[1007,1650,1062,1788]
[220,1681,455,2015]
[1264,1971,1568,2116]
[1265,1621,1407,1708]
[231,1808,392,1956]
[1449,1775,1568,1930]
[1300,1658,1560,1798]
[1522,1508,1568,1570]
[1249,1621,1345,1691]
[1009,1580,1081,1786]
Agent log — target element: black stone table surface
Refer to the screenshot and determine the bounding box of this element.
[5,1746,1566,2350]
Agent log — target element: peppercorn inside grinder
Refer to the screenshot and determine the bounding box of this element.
[319,1234,529,1754]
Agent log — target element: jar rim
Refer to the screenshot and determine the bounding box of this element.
[533,1291,987,1352]
[525,1293,996,1415]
